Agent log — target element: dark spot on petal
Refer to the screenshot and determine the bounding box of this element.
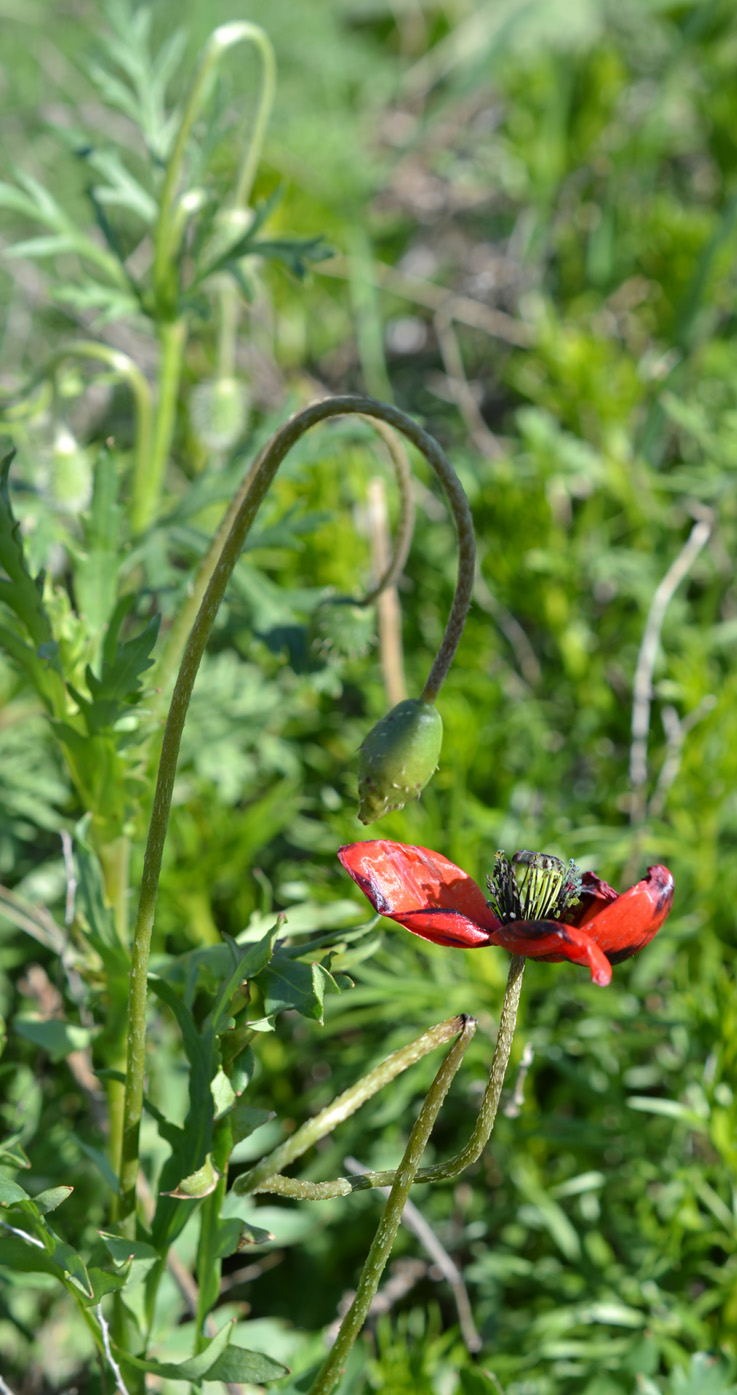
[353,869,392,915]
[606,941,646,966]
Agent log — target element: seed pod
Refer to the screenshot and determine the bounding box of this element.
[357,698,443,824]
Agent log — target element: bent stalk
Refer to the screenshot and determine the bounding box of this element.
[118,394,476,1229]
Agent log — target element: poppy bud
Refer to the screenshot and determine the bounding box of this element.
[357,698,443,824]
[49,427,92,513]
[190,377,250,452]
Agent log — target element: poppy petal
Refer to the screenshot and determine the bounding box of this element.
[338,840,500,948]
[582,864,674,963]
[565,870,619,928]
[489,919,612,986]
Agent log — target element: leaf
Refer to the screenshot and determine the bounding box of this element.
[115,1319,234,1383]
[212,1217,275,1260]
[230,1103,274,1148]
[28,1186,74,1215]
[205,1343,289,1384]
[72,815,128,968]
[0,452,55,649]
[74,447,123,634]
[13,1016,95,1062]
[258,954,343,1024]
[0,1175,31,1206]
[163,1153,221,1200]
[0,1135,30,1170]
[76,613,160,733]
[208,924,281,1037]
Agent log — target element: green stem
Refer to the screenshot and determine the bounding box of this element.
[152,409,414,706]
[131,317,186,535]
[234,1015,469,1198]
[51,342,153,508]
[215,25,276,383]
[255,954,525,1199]
[119,395,475,1229]
[308,1016,477,1395]
[153,22,275,315]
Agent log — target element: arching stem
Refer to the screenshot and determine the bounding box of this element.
[118,394,475,1229]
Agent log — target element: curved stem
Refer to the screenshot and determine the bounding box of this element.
[308,1015,477,1395]
[152,410,414,705]
[234,1015,468,1198]
[215,25,276,384]
[49,342,153,511]
[153,22,275,315]
[118,395,475,1228]
[254,954,525,1200]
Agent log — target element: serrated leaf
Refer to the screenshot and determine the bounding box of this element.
[74,447,123,634]
[78,613,160,733]
[0,452,55,649]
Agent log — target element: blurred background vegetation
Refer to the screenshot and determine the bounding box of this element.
[1,0,737,1392]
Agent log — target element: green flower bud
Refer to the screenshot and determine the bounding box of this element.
[190,377,250,452]
[357,698,443,824]
[49,427,92,513]
[308,598,376,663]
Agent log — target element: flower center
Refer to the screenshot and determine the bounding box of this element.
[486,849,582,923]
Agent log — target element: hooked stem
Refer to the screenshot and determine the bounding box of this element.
[118,395,475,1228]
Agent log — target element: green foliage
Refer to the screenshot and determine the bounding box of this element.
[1,1,737,1394]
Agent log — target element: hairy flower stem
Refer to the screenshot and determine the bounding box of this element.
[152,409,414,706]
[118,395,475,1228]
[253,954,525,1200]
[235,1015,470,1197]
[308,1016,477,1395]
[50,343,153,515]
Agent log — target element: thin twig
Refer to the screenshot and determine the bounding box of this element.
[647,695,717,820]
[629,516,712,824]
[324,1257,427,1346]
[474,564,541,687]
[434,309,502,459]
[318,256,531,347]
[344,1155,481,1353]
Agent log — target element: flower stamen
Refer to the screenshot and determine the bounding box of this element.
[487,849,582,923]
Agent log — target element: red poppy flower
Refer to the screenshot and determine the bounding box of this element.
[338,840,674,987]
